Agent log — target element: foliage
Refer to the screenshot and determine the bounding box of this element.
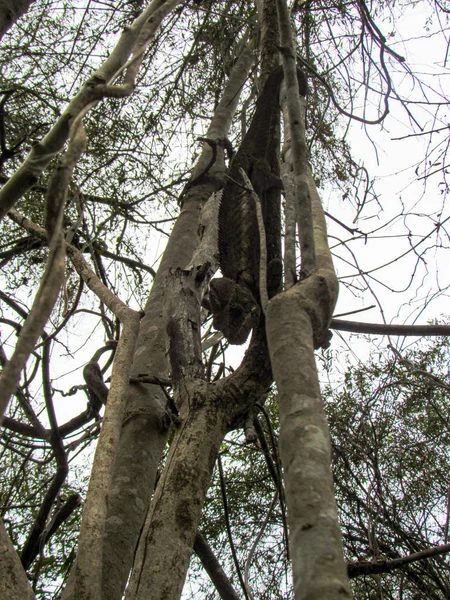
[326,334,450,598]
[186,335,450,599]
[1,423,87,598]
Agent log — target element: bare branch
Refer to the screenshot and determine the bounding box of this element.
[348,542,450,578]
[0,121,86,424]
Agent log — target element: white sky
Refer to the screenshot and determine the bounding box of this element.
[327,4,450,330]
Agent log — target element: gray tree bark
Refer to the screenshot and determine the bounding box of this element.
[0,520,35,600]
[266,165,351,598]
[100,47,256,600]
[194,531,241,600]
[124,380,230,599]
[263,2,352,596]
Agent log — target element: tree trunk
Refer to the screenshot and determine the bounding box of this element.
[0,0,35,39]
[266,169,351,598]
[125,381,229,599]
[100,48,256,599]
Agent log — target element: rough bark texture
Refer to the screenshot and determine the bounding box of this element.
[125,382,229,600]
[119,12,284,597]
[0,520,35,600]
[258,0,281,77]
[0,0,35,40]
[210,65,293,344]
[100,49,255,600]
[124,222,275,598]
[124,325,275,599]
[100,196,204,600]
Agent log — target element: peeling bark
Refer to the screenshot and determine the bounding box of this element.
[125,230,275,597]
[100,48,256,600]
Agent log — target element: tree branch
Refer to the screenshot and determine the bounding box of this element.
[348,542,450,578]
[331,319,450,337]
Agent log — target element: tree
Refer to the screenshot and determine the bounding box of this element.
[0,0,449,598]
[328,334,450,599]
[186,333,450,599]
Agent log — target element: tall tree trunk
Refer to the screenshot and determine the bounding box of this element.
[100,48,255,600]
[124,382,229,599]
[265,2,351,596]
[125,317,275,599]
[266,165,351,598]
